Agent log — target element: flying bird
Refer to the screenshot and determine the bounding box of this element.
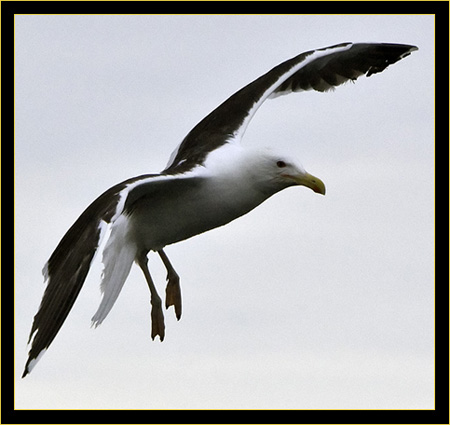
[23,42,417,377]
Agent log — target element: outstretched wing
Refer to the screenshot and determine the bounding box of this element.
[22,174,155,377]
[164,42,417,174]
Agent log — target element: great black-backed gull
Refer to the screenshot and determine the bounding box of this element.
[23,42,417,377]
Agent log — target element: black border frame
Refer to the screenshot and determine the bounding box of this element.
[5,2,448,424]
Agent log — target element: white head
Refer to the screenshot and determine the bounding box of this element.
[203,144,326,197]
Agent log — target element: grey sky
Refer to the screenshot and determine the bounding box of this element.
[15,14,434,409]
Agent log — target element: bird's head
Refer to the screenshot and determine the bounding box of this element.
[247,148,326,196]
[202,144,325,197]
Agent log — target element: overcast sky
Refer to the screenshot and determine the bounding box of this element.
[15,14,434,409]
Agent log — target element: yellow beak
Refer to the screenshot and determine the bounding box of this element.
[287,172,326,195]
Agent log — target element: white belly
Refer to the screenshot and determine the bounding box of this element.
[126,176,270,251]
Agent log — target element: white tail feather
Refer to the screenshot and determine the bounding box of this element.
[91,215,136,327]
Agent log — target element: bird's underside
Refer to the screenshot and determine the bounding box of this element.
[22,41,417,377]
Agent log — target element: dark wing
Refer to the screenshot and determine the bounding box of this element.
[22,174,156,377]
[163,42,417,174]
[272,42,417,94]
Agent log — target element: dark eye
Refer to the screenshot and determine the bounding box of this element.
[276,160,287,168]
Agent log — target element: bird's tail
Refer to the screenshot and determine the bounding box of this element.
[91,215,136,327]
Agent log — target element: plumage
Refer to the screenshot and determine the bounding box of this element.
[23,42,417,377]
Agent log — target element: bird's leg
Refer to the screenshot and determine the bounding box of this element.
[136,251,165,341]
[158,249,182,320]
